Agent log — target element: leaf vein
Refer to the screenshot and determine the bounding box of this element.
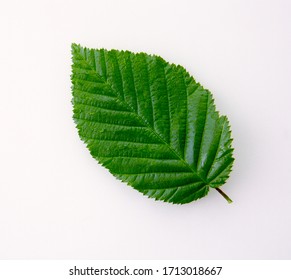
[75,117,146,128]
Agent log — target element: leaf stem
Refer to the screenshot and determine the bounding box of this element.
[216,188,233,203]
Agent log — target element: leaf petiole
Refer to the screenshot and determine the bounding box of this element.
[216,188,233,203]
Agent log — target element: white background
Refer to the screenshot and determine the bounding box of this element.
[0,0,290,259]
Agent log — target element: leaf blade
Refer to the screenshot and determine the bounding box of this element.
[71,44,234,204]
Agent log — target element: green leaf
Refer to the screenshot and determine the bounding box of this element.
[71,43,234,204]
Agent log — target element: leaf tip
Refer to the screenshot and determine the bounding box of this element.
[71,42,82,54]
